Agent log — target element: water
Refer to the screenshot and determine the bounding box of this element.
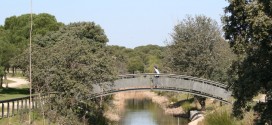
[120,98,189,125]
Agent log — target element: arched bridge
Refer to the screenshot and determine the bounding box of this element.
[92,74,232,103]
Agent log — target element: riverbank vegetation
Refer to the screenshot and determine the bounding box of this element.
[0,109,56,125]
[223,0,272,124]
[1,0,272,124]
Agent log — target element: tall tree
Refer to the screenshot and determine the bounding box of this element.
[224,0,272,123]
[165,15,234,110]
[0,26,16,87]
[166,15,233,82]
[29,22,115,124]
[3,13,63,73]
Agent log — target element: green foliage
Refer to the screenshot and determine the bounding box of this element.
[2,13,62,71]
[3,13,62,50]
[127,56,145,73]
[4,13,63,38]
[29,22,115,124]
[181,101,193,113]
[134,45,164,73]
[0,66,4,77]
[107,44,165,74]
[204,109,236,125]
[0,27,15,68]
[107,45,129,74]
[165,15,234,83]
[224,0,272,123]
[0,109,56,125]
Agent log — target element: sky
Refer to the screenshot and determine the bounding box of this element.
[0,0,229,48]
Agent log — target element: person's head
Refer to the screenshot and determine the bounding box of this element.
[154,65,158,69]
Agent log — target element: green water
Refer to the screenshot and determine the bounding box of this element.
[119,98,189,125]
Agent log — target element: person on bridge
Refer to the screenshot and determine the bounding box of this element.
[154,65,160,77]
[153,66,160,88]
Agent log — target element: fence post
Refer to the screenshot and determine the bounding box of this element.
[25,99,27,110]
[12,101,14,116]
[1,103,4,118]
[21,99,23,112]
[17,100,19,114]
[7,102,10,117]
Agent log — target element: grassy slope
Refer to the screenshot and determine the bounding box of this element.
[0,87,29,100]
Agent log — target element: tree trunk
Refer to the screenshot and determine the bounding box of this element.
[4,72,8,88]
[12,67,15,76]
[0,77,3,88]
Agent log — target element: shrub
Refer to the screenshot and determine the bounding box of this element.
[181,101,193,113]
[204,109,236,125]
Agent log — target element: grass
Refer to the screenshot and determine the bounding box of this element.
[0,94,30,100]
[200,105,256,125]
[0,110,56,125]
[156,91,194,102]
[0,88,29,100]
[204,108,236,125]
[181,101,194,112]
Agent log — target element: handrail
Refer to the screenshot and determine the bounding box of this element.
[118,73,228,88]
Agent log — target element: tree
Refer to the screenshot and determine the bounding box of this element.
[28,22,115,124]
[0,66,4,87]
[0,26,16,87]
[224,0,272,123]
[127,56,145,73]
[165,15,234,110]
[3,13,63,74]
[166,15,233,82]
[107,45,129,74]
[134,45,164,73]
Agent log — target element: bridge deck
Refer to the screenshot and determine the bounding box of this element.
[92,74,232,103]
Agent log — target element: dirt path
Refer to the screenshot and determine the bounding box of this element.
[2,77,29,88]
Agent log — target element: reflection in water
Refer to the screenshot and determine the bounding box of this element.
[120,98,188,125]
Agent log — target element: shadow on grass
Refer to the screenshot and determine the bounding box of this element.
[0,87,29,94]
[169,97,195,108]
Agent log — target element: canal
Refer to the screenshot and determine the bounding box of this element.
[119,98,189,125]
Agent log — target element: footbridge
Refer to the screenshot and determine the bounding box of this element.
[92,74,232,103]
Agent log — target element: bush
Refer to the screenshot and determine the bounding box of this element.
[204,109,236,125]
[181,101,193,113]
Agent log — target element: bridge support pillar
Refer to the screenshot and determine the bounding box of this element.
[195,96,206,111]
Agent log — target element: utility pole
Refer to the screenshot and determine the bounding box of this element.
[29,0,33,124]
